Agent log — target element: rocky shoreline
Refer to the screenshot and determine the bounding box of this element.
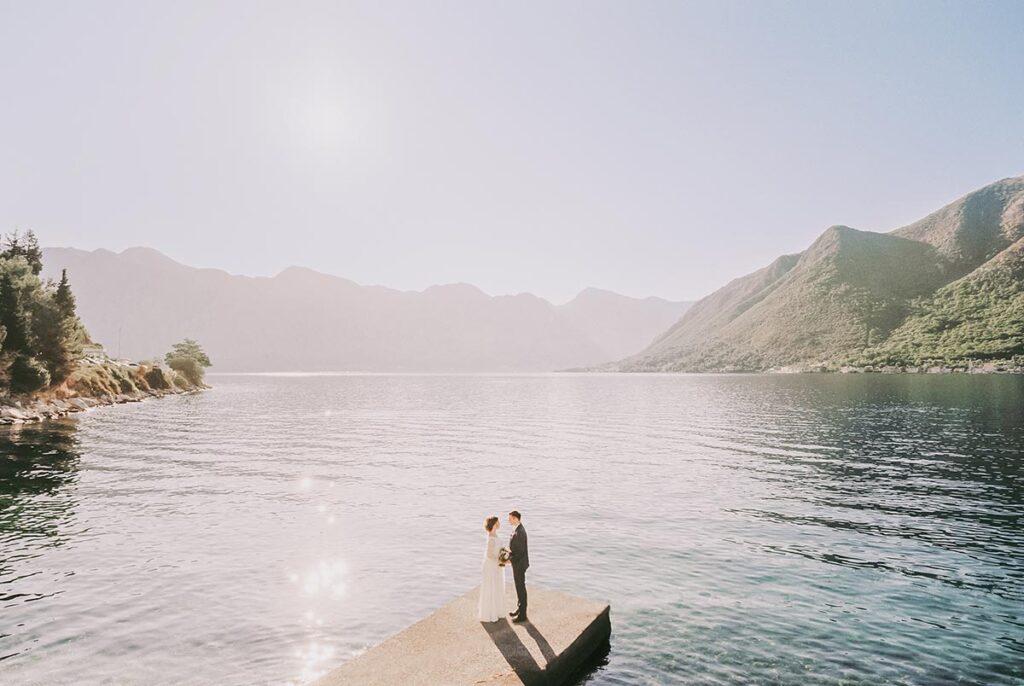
[0,386,204,426]
[770,361,1024,375]
[587,356,1024,375]
[589,361,1024,374]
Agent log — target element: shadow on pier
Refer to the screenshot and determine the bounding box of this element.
[484,615,610,685]
[315,586,610,685]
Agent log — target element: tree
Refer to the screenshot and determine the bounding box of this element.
[0,270,30,353]
[31,295,79,383]
[165,339,212,367]
[165,338,211,386]
[9,354,50,393]
[1,230,43,275]
[54,269,76,320]
[31,268,85,383]
[0,233,91,392]
[165,355,204,386]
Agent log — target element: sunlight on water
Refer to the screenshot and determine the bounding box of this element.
[1,374,1022,685]
[295,560,348,598]
[292,640,336,685]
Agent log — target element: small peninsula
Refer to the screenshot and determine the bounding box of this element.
[0,231,209,426]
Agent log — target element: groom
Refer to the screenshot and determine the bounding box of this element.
[507,510,529,623]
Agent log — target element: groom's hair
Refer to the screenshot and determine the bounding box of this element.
[509,510,521,520]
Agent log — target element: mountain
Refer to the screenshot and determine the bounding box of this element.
[556,287,691,362]
[615,175,1024,371]
[40,247,690,372]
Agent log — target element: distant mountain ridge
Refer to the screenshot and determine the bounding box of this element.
[615,174,1024,371]
[41,247,690,372]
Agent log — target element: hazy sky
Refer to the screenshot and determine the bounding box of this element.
[2,1,1022,303]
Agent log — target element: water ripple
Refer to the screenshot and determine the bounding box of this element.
[0,374,1022,684]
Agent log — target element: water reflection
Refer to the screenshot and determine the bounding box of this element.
[0,420,80,647]
[0,420,81,552]
[721,377,1024,614]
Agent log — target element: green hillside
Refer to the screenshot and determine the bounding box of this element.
[869,237,1024,365]
[617,175,1024,372]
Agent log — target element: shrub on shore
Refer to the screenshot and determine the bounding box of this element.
[144,365,172,390]
[9,354,51,393]
[164,339,212,386]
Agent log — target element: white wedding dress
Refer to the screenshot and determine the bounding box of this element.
[478,533,506,622]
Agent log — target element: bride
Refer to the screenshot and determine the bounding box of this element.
[478,515,506,622]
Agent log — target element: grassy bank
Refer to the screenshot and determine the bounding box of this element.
[0,361,205,426]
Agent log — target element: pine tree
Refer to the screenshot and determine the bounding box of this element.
[22,231,43,275]
[0,236,90,392]
[32,292,83,384]
[0,271,29,353]
[55,269,76,320]
[1,230,43,275]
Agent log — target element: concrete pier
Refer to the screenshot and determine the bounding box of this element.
[316,586,611,686]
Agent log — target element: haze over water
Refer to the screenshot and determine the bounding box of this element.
[2,373,1022,685]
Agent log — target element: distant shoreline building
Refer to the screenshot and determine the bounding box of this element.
[78,343,142,368]
[79,343,109,362]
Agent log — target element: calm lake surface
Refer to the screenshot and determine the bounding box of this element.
[1,374,1022,685]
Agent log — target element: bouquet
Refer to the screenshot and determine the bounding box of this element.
[498,547,512,566]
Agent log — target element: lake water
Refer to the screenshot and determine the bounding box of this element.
[1,373,1022,685]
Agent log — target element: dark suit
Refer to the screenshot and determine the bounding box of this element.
[509,522,529,616]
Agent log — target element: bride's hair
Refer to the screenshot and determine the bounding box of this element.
[484,516,499,532]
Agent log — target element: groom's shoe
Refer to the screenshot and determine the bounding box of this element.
[508,611,519,618]
[512,614,528,623]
